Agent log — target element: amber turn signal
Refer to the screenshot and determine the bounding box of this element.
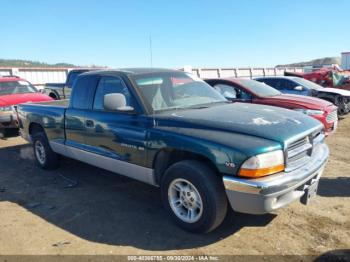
[238,164,285,178]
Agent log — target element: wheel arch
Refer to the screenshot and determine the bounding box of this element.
[48,92,59,100]
[29,122,45,136]
[153,148,221,185]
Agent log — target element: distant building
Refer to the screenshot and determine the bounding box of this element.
[341,52,350,70]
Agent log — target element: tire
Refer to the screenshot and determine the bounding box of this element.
[49,93,58,100]
[32,132,60,170]
[161,160,227,233]
[334,95,348,115]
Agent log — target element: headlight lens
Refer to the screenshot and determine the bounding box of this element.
[238,150,285,178]
[295,109,324,116]
[0,106,12,112]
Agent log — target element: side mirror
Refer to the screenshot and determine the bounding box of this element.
[294,85,304,91]
[103,93,134,112]
[223,91,236,99]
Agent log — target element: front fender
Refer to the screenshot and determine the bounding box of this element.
[147,127,282,176]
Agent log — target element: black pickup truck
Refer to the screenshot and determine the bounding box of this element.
[43,69,95,100]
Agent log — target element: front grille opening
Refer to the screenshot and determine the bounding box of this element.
[326,110,337,123]
[288,137,308,151]
[286,133,316,171]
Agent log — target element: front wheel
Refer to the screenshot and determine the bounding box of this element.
[161,160,227,233]
[32,132,60,170]
[334,95,349,115]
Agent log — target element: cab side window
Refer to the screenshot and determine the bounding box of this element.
[213,84,237,99]
[214,83,251,100]
[72,75,99,110]
[267,79,297,90]
[93,76,135,111]
[238,89,252,100]
[282,79,298,90]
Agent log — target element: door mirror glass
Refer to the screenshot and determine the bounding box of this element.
[223,90,236,99]
[214,84,237,99]
[294,85,304,91]
[103,93,134,112]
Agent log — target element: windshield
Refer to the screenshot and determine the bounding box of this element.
[292,77,323,90]
[0,80,38,96]
[237,79,281,97]
[131,71,227,112]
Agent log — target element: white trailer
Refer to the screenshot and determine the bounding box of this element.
[341,52,350,70]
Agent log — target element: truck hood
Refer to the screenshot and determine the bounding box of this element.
[155,103,322,145]
[267,94,333,110]
[318,87,350,97]
[0,93,53,107]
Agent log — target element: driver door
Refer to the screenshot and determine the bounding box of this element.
[84,76,148,168]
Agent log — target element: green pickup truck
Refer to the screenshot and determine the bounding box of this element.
[17,68,329,233]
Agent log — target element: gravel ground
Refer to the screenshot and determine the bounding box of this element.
[0,119,349,259]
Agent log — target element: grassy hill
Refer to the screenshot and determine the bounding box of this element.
[0,59,77,68]
[277,57,341,67]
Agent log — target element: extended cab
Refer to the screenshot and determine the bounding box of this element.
[18,69,329,233]
[43,69,96,100]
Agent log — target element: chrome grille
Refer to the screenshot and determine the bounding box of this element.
[326,110,337,123]
[286,131,324,171]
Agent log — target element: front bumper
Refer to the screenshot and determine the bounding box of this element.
[0,112,18,128]
[223,143,329,214]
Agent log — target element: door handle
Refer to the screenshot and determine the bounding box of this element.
[85,119,95,128]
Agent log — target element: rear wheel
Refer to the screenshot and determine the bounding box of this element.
[49,93,58,100]
[32,132,60,169]
[161,160,227,233]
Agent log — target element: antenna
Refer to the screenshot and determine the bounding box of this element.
[149,34,153,69]
[149,34,157,125]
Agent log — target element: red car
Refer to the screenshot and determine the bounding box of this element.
[205,78,338,136]
[0,76,53,137]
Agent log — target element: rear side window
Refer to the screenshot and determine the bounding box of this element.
[261,79,288,90]
[67,71,88,88]
[71,75,99,109]
[258,79,278,88]
[93,76,134,110]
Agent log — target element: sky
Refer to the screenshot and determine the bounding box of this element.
[1,0,350,68]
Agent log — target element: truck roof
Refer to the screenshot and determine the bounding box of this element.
[81,68,181,77]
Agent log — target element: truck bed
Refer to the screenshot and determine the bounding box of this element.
[17,100,68,143]
[25,99,69,108]
[44,83,65,88]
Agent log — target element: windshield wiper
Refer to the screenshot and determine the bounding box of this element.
[187,106,210,109]
[188,101,231,109]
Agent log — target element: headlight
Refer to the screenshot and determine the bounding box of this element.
[295,109,324,116]
[238,150,285,178]
[0,106,12,112]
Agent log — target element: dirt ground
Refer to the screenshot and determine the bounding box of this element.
[0,118,349,258]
